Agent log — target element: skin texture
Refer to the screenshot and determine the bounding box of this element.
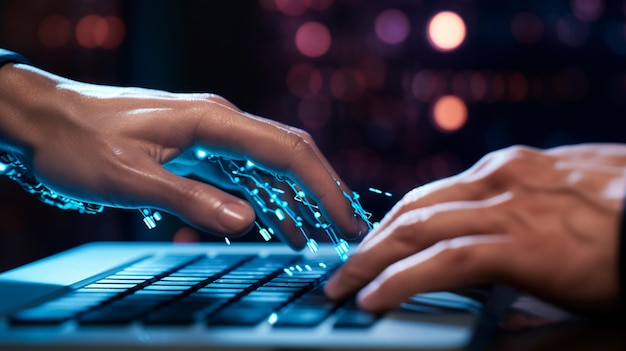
[0,63,366,248]
[326,144,626,315]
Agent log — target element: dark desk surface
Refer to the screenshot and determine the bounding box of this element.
[486,294,625,351]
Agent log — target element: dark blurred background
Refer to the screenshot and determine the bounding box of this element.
[1,0,625,272]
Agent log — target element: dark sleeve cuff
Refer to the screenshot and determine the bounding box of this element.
[0,49,30,67]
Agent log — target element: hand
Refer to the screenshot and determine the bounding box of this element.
[0,63,366,247]
[326,144,626,314]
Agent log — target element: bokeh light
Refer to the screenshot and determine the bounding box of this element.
[470,72,488,101]
[571,0,604,22]
[604,22,626,55]
[552,67,589,100]
[556,16,589,47]
[286,62,322,97]
[357,58,386,90]
[75,15,125,49]
[330,68,366,101]
[427,11,466,52]
[275,0,311,16]
[295,21,332,57]
[511,12,544,44]
[76,15,104,48]
[101,16,126,49]
[375,9,410,45]
[258,0,278,12]
[452,71,472,100]
[297,95,333,129]
[491,73,506,101]
[431,95,467,132]
[309,0,334,11]
[508,72,529,101]
[411,70,446,102]
[38,15,72,48]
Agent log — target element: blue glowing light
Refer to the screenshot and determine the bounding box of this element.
[139,208,162,230]
[143,216,156,229]
[268,312,278,325]
[306,238,319,253]
[259,228,272,241]
[275,208,286,221]
[195,149,208,159]
[368,187,393,197]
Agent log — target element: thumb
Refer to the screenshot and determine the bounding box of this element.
[124,162,256,236]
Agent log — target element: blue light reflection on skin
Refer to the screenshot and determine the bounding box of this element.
[140,148,387,261]
[1,143,387,261]
[207,150,374,260]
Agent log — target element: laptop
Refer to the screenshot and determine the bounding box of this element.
[0,241,509,350]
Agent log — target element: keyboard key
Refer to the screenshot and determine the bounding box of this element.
[333,301,380,329]
[212,278,259,284]
[97,279,147,284]
[273,307,333,327]
[134,290,185,296]
[144,285,193,291]
[107,274,156,280]
[160,276,206,282]
[76,288,127,294]
[197,288,246,294]
[84,283,138,289]
[11,309,77,325]
[144,299,225,325]
[205,283,254,289]
[208,307,273,326]
[153,281,199,286]
[79,308,145,324]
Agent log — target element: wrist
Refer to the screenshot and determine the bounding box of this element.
[0,63,66,159]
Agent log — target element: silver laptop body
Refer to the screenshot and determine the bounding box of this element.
[0,242,496,350]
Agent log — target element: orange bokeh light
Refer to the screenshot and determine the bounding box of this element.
[432,95,467,132]
[427,11,466,52]
[76,15,125,49]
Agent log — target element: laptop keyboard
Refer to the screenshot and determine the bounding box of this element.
[9,253,379,328]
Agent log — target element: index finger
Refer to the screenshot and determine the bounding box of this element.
[191,103,363,239]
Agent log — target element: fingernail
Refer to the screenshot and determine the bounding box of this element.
[218,202,253,233]
[357,282,378,308]
[353,217,370,238]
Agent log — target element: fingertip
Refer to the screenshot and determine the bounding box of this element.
[324,273,343,300]
[217,201,255,236]
[357,282,383,312]
[353,217,371,239]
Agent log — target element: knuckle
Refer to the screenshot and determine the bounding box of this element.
[432,238,503,281]
[486,145,539,182]
[375,267,403,292]
[178,181,209,207]
[204,94,241,112]
[435,241,473,267]
[389,211,421,242]
[204,93,224,101]
[287,126,313,141]
[285,132,314,157]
